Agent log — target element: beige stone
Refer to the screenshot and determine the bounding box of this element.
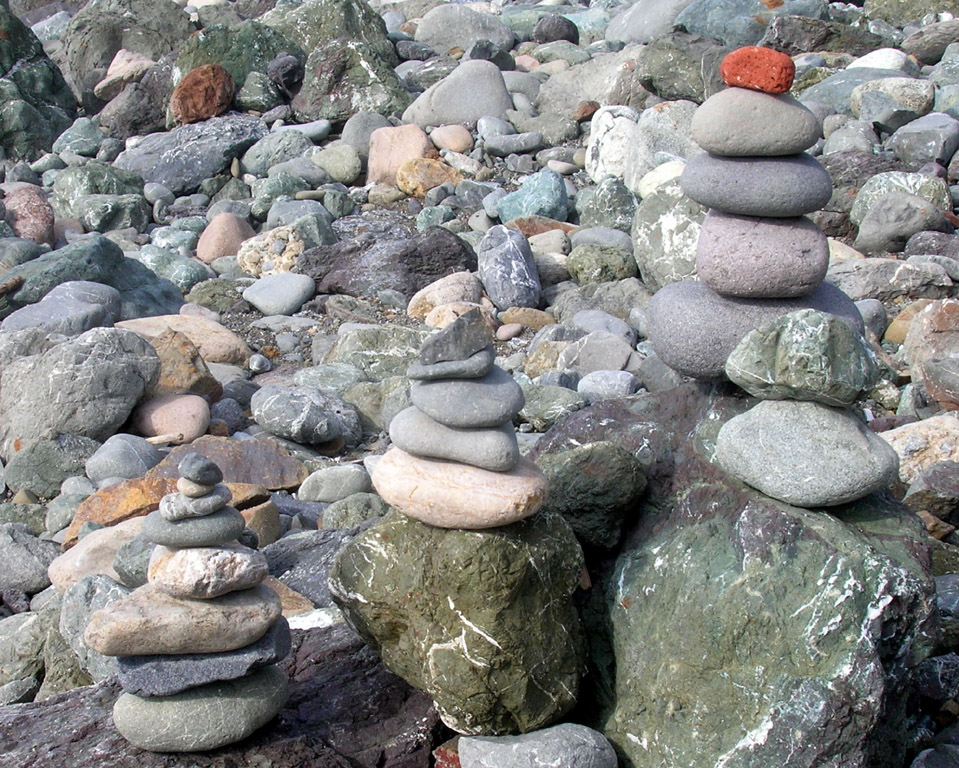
[93,49,156,101]
[83,583,282,656]
[879,412,959,485]
[885,299,934,345]
[407,271,483,319]
[367,124,433,186]
[425,302,497,330]
[371,447,547,529]
[240,499,283,547]
[148,543,268,599]
[395,157,462,198]
[262,576,315,617]
[500,307,556,331]
[429,124,474,153]
[827,238,865,267]
[235,225,304,277]
[196,213,255,265]
[132,394,210,444]
[48,517,144,590]
[117,315,251,365]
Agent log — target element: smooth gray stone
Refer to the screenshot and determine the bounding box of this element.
[798,67,906,115]
[389,406,520,472]
[298,464,372,503]
[691,89,821,157]
[242,273,316,316]
[606,0,696,45]
[646,280,864,380]
[116,618,292,697]
[402,59,513,128]
[158,484,232,522]
[141,508,245,548]
[715,400,900,507]
[680,153,833,217]
[410,365,525,428]
[178,452,223,485]
[571,309,636,345]
[577,370,638,400]
[855,298,888,338]
[459,723,617,768]
[112,665,289,752]
[250,385,361,447]
[85,434,163,484]
[0,523,59,594]
[853,191,954,254]
[485,131,545,157]
[419,309,491,366]
[886,111,959,166]
[407,346,496,380]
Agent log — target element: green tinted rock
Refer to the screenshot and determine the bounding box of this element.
[0,503,46,535]
[75,194,151,234]
[631,178,705,292]
[235,71,283,113]
[250,173,310,221]
[576,176,636,233]
[137,246,211,292]
[864,0,959,27]
[321,492,390,529]
[51,162,143,219]
[343,375,410,432]
[497,169,568,223]
[186,278,243,313]
[726,309,880,406]
[567,243,637,284]
[329,509,586,735]
[849,171,951,227]
[325,324,430,381]
[519,382,588,431]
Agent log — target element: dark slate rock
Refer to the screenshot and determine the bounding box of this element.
[674,0,828,48]
[758,14,885,56]
[913,653,959,700]
[532,14,580,44]
[911,745,959,768]
[418,308,491,365]
[117,618,293,697]
[178,452,223,486]
[407,346,495,381]
[263,529,364,608]
[113,115,269,196]
[477,225,542,311]
[632,32,730,104]
[141,507,246,548]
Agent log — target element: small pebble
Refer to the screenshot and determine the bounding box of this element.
[496,322,523,341]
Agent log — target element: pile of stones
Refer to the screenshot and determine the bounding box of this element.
[648,46,900,508]
[82,453,290,752]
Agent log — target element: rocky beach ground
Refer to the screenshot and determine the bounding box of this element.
[2,0,959,765]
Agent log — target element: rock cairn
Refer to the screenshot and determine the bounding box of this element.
[374,307,548,528]
[83,453,289,752]
[648,46,900,508]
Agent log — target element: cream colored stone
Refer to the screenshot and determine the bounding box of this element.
[148,543,268,599]
[635,160,685,199]
[235,225,304,277]
[196,213,255,265]
[367,124,433,186]
[371,447,547,529]
[48,517,144,591]
[879,412,959,485]
[429,124,474,153]
[116,315,251,365]
[424,301,498,330]
[83,583,282,656]
[93,49,156,101]
[407,271,484,319]
[828,238,865,267]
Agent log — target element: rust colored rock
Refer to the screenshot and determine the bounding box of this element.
[573,100,600,122]
[145,329,222,400]
[720,46,795,94]
[4,186,55,245]
[395,157,462,198]
[504,215,579,237]
[170,64,235,126]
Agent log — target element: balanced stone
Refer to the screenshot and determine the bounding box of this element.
[148,543,269,600]
[696,211,829,298]
[112,665,289,752]
[389,406,520,472]
[680,153,833,217]
[371,448,547,528]
[691,88,821,157]
[141,507,246,548]
[725,309,880,406]
[177,478,215,498]
[419,308,492,365]
[715,400,900,507]
[83,583,282,656]
[410,365,524,428]
[178,452,223,486]
[407,346,495,380]
[646,280,864,379]
[159,484,233,521]
[720,45,795,94]
[116,618,292,697]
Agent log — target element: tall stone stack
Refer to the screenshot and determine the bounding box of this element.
[647,46,900,508]
[83,453,290,752]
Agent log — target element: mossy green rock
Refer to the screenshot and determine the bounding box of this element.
[576,176,636,233]
[325,324,430,381]
[75,194,151,234]
[329,510,586,735]
[321,492,389,529]
[567,243,637,285]
[186,278,243,313]
[51,162,144,220]
[863,0,959,27]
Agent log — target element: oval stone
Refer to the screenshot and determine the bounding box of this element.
[646,280,864,380]
[715,400,900,507]
[113,665,288,752]
[371,447,547,529]
[142,507,246,547]
[148,543,269,599]
[691,89,821,157]
[720,46,796,94]
[696,211,829,298]
[389,406,520,472]
[680,153,832,217]
[410,365,525,428]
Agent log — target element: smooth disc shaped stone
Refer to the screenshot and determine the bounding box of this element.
[142,507,245,547]
[148,543,269,599]
[389,406,520,472]
[116,618,292,697]
[159,483,233,521]
[691,88,821,157]
[696,211,829,298]
[371,447,547,529]
[83,582,282,656]
[407,345,495,380]
[112,665,289,752]
[177,477,215,497]
[680,153,832,217]
[646,280,864,380]
[715,400,900,507]
[410,365,524,428]
[178,452,223,485]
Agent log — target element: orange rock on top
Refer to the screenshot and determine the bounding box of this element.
[720,46,796,94]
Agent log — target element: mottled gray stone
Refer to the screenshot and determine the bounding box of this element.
[0,281,122,336]
[0,524,59,593]
[799,67,906,115]
[251,385,361,446]
[241,131,314,178]
[606,0,696,45]
[4,434,101,499]
[402,60,513,128]
[59,574,130,681]
[477,225,543,311]
[419,308,491,366]
[854,192,953,254]
[459,723,617,768]
[886,112,959,166]
[826,257,954,302]
[242,273,316,316]
[410,365,524,428]
[413,4,514,55]
[298,464,372,503]
[849,171,951,227]
[141,508,246,548]
[674,0,828,48]
[85,434,163,484]
[407,346,496,381]
[324,324,431,381]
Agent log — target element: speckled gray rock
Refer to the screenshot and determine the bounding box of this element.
[674,0,828,48]
[85,434,164,484]
[0,280,123,336]
[680,153,832,217]
[696,211,829,298]
[402,60,513,128]
[477,225,543,311]
[297,464,372,503]
[0,524,59,593]
[112,665,289,751]
[410,365,524,428]
[853,191,953,254]
[726,309,879,405]
[715,400,899,507]
[646,280,864,379]
[419,308,491,366]
[242,273,315,316]
[885,111,959,166]
[849,171,951,227]
[240,131,314,177]
[251,385,361,446]
[459,723,617,768]
[407,346,496,381]
[691,88,821,156]
[413,4,514,55]
[389,406,520,472]
[59,574,130,681]
[141,508,246,548]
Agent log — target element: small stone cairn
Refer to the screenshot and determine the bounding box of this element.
[373,307,548,527]
[83,453,290,752]
[648,46,900,508]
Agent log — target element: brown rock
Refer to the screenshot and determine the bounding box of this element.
[880,413,959,485]
[196,212,256,265]
[367,124,433,186]
[884,299,933,345]
[83,583,282,656]
[424,302,498,330]
[407,271,484,319]
[146,435,308,490]
[63,477,177,548]
[917,509,955,540]
[93,49,156,102]
[500,306,556,331]
[170,64,235,125]
[4,186,55,245]
[573,100,600,122]
[262,576,315,617]
[145,329,222,399]
[395,157,462,198]
[903,299,959,409]
[241,499,283,546]
[116,315,251,365]
[148,543,269,599]
[504,216,579,237]
[131,394,210,444]
[48,517,145,590]
[523,340,570,378]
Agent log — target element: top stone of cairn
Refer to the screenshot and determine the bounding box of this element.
[720,46,795,95]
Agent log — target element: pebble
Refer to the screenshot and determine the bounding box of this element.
[297,464,372,503]
[179,453,223,486]
[158,484,232,521]
[141,507,246,548]
[459,723,617,768]
[410,365,525,428]
[407,346,496,380]
[496,323,523,341]
[85,435,164,485]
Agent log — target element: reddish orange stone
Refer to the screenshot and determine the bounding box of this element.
[170,64,235,125]
[720,46,795,94]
